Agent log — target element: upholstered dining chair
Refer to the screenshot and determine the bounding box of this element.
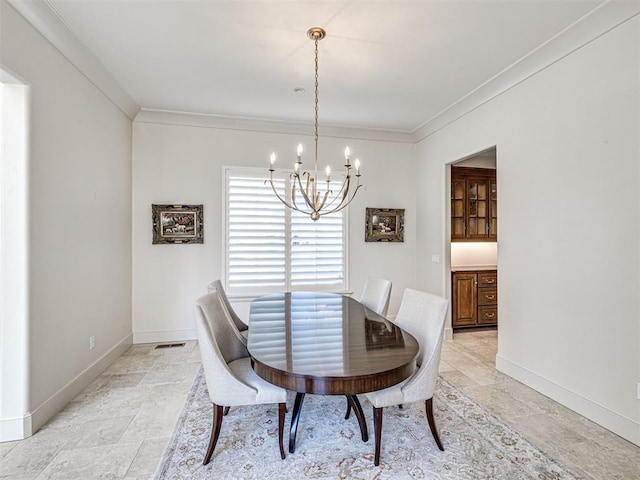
[208,279,248,345]
[194,290,287,464]
[344,277,393,421]
[359,277,392,317]
[363,288,449,466]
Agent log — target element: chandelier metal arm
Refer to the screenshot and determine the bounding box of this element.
[291,179,300,211]
[296,173,315,211]
[323,174,352,210]
[323,183,363,216]
[321,178,362,216]
[267,172,300,212]
[268,172,361,219]
[315,190,330,212]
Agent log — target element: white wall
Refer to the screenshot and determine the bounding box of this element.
[0,1,133,436]
[132,114,416,342]
[416,16,640,445]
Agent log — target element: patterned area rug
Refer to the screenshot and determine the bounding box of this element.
[155,368,579,479]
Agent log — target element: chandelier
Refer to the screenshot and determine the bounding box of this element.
[268,27,362,222]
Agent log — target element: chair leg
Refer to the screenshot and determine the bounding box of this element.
[344,399,352,419]
[373,406,383,466]
[278,402,286,459]
[425,398,444,451]
[223,406,230,416]
[204,403,224,465]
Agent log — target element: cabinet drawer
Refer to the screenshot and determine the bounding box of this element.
[478,306,498,324]
[478,272,497,287]
[478,287,497,305]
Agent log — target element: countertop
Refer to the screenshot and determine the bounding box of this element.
[451,265,497,272]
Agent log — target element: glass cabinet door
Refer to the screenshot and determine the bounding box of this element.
[451,167,497,242]
[466,177,489,239]
[489,179,497,238]
[451,177,466,239]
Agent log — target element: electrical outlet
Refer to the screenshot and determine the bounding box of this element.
[637,382,640,400]
[89,336,95,350]
[431,254,440,263]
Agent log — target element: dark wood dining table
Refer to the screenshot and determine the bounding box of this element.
[247,291,419,453]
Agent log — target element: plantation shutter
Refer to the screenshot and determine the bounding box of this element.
[225,168,347,296]
[291,187,345,289]
[226,171,286,295]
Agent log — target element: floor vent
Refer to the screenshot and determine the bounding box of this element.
[155,343,186,349]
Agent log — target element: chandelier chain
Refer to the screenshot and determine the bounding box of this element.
[314,36,319,178]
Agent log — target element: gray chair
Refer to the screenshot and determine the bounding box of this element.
[364,288,449,466]
[208,279,248,345]
[194,290,287,464]
[359,277,392,317]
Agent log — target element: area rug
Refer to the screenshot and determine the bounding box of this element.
[155,368,580,479]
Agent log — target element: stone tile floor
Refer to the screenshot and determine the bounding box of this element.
[440,330,640,480]
[0,330,638,479]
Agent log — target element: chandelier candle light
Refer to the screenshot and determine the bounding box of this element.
[268,27,362,221]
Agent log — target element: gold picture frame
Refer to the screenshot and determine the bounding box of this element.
[365,208,404,242]
[152,204,203,244]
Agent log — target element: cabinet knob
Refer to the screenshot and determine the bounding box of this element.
[486,313,495,318]
[486,295,495,300]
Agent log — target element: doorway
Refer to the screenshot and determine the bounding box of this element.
[447,147,498,337]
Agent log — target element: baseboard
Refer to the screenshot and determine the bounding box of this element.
[496,354,640,447]
[444,326,454,341]
[133,329,197,345]
[28,333,133,435]
[0,412,32,442]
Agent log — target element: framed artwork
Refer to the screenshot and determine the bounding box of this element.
[152,204,203,244]
[365,207,404,242]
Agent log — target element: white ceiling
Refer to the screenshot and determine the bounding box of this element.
[18,0,605,132]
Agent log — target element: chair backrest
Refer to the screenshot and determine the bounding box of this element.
[208,279,247,331]
[194,291,257,405]
[195,291,248,365]
[394,288,449,402]
[359,277,392,317]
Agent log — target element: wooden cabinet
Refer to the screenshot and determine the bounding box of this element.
[452,270,497,328]
[451,167,497,241]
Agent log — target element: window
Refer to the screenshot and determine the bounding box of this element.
[224,168,347,296]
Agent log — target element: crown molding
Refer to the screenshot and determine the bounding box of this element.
[7,0,140,120]
[412,0,640,142]
[134,109,415,144]
[9,0,637,137]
